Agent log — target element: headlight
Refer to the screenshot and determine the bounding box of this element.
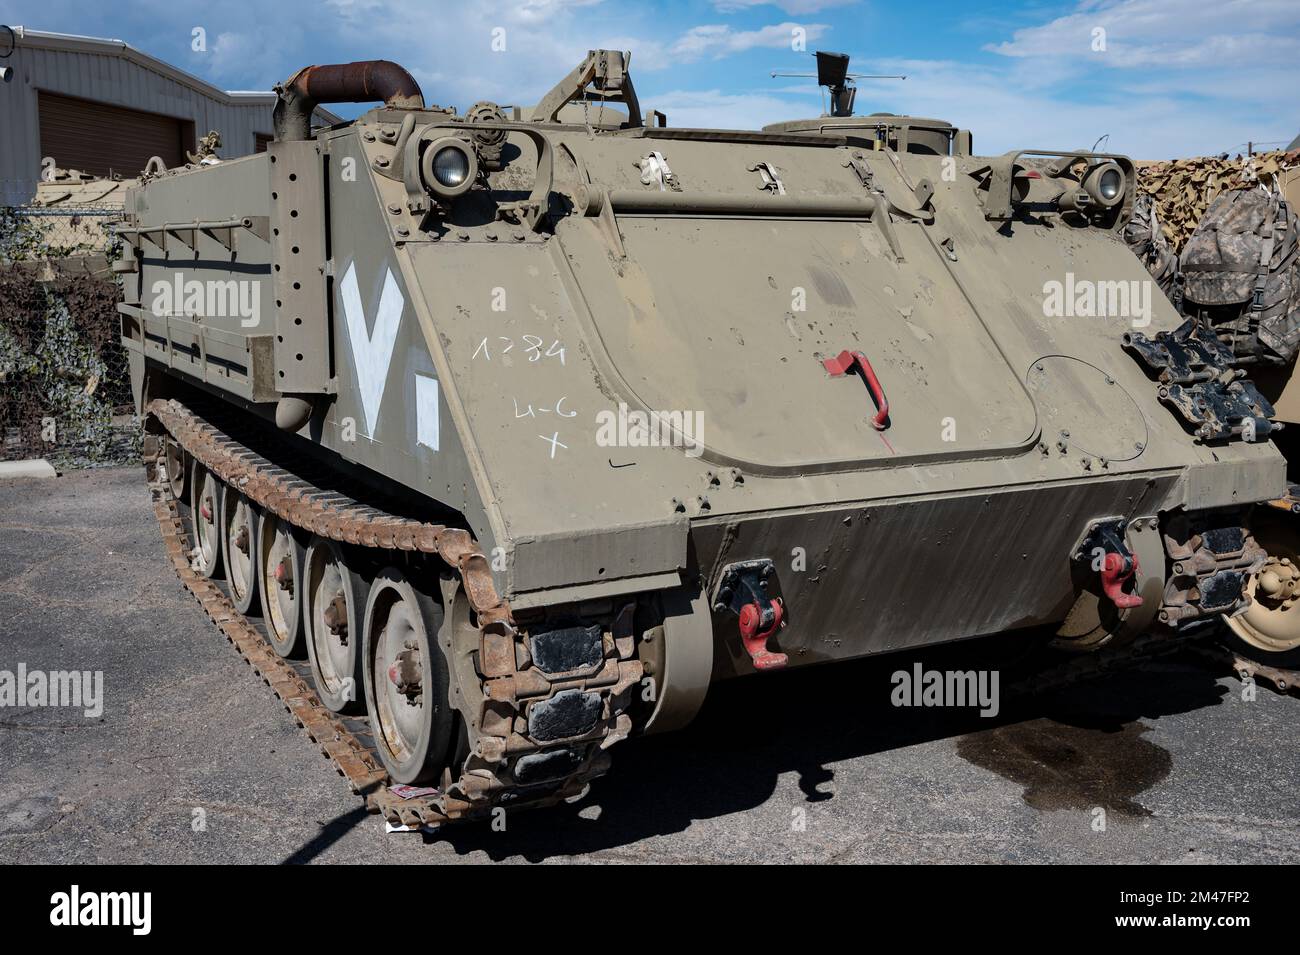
[432,147,469,187]
[420,138,478,201]
[1098,167,1121,200]
[1083,161,1125,209]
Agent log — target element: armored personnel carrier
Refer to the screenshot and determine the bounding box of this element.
[116,51,1285,824]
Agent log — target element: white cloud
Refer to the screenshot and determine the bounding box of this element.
[712,0,858,14]
[511,0,607,26]
[207,31,284,85]
[322,0,385,19]
[851,56,1293,160]
[985,0,1300,68]
[947,0,1300,157]
[671,22,828,60]
[641,88,809,129]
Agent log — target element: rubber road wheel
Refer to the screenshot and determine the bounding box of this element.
[258,511,307,658]
[362,567,453,784]
[305,537,370,713]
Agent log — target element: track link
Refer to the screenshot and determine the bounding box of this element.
[151,488,390,792]
[145,398,643,827]
[1196,646,1300,698]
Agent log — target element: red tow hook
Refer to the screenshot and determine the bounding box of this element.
[738,598,788,671]
[822,349,890,430]
[1100,551,1143,609]
[714,559,789,672]
[1076,519,1144,612]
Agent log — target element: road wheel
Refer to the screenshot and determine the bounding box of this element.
[221,485,260,615]
[258,511,306,658]
[305,537,369,713]
[189,460,222,579]
[164,436,188,503]
[1225,511,1300,666]
[362,567,453,784]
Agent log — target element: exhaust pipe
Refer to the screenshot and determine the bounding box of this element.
[273,60,424,142]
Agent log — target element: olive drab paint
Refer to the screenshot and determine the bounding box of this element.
[118,48,1286,741]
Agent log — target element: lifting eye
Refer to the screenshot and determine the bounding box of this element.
[420,138,478,202]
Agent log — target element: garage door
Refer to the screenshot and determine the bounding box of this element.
[38,92,190,178]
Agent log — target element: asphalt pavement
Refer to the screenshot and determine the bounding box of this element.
[2,466,1296,864]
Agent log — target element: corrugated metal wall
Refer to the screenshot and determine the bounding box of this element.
[0,33,332,205]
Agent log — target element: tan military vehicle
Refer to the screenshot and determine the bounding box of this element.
[1126,149,1300,668]
[116,51,1285,824]
[10,167,134,277]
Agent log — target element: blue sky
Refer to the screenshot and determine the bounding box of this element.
[5,0,1297,157]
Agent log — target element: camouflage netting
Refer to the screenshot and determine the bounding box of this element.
[0,209,138,468]
[1123,194,1180,301]
[1124,151,1300,366]
[1135,149,1300,254]
[0,205,120,262]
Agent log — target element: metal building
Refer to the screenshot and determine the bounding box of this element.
[0,26,339,204]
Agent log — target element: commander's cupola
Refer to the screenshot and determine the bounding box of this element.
[764,51,970,157]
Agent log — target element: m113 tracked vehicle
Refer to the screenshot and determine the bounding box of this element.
[116,51,1285,825]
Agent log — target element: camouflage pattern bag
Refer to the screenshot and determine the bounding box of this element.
[1123,194,1180,303]
[1181,187,1300,363]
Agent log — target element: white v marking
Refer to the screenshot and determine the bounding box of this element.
[339,261,403,438]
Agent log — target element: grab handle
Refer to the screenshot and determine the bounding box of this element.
[822,349,890,430]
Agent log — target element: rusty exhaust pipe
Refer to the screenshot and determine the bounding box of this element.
[273,60,425,141]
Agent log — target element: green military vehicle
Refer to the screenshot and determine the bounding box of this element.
[116,50,1284,824]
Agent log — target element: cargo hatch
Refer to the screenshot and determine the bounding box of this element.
[554,214,1038,474]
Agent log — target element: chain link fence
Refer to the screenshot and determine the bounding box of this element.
[0,203,140,468]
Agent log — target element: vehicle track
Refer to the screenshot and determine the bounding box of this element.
[143,398,1296,828]
[146,397,643,827]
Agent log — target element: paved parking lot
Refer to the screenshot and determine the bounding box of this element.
[2,467,1297,864]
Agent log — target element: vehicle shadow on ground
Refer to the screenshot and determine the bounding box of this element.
[429,636,1233,862]
[281,807,371,864]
